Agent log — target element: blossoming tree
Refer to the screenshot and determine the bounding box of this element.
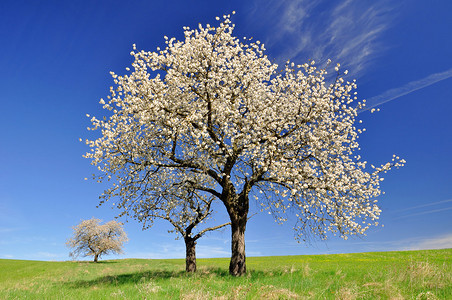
[67,218,128,262]
[123,177,230,272]
[84,13,404,276]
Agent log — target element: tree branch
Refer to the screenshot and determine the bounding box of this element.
[193,221,231,241]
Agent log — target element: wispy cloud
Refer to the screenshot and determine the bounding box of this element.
[125,243,231,259]
[0,227,21,234]
[197,245,230,258]
[393,199,452,212]
[36,252,62,259]
[335,233,452,252]
[249,0,393,75]
[391,198,452,220]
[8,252,69,261]
[394,207,452,220]
[123,250,183,260]
[362,68,452,111]
[403,233,452,251]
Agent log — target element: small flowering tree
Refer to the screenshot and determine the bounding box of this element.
[127,178,230,272]
[84,13,404,276]
[67,218,128,262]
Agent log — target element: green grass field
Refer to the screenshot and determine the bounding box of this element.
[0,249,450,299]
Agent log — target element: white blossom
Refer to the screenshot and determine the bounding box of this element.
[66,218,128,262]
[84,14,405,248]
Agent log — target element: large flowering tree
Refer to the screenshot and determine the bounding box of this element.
[84,13,404,276]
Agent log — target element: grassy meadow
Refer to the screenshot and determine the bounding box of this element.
[0,249,450,299]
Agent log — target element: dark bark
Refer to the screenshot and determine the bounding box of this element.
[94,253,99,263]
[185,238,197,272]
[225,190,249,276]
[221,159,264,276]
[229,219,247,276]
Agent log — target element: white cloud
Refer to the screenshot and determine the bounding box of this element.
[126,243,231,259]
[11,252,69,261]
[197,245,230,258]
[394,206,452,220]
[35,252,61,259]
[391,198,452,220]
[335,233,452,253]
[394,199,452,213]
[404,234,452,251]
[125,251,184,260]
[362,68,452,111]
[249,0,393,75]
[126,243,186,259]
[0,227,20,233]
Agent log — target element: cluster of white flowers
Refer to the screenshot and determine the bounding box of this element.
[84,14,404,242]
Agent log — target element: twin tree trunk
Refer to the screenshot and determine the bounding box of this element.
[185,237,197,272]
[93,253,99,263]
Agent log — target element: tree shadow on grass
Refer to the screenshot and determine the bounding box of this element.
[63,267,231,289]
[79,261,119,264]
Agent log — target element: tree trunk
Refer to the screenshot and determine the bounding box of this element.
[93,254,99,263]
[185,238,197,272]
[229,216,247,276]
[222,175,250,276]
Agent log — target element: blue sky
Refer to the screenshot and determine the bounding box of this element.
[1,0,451,261]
